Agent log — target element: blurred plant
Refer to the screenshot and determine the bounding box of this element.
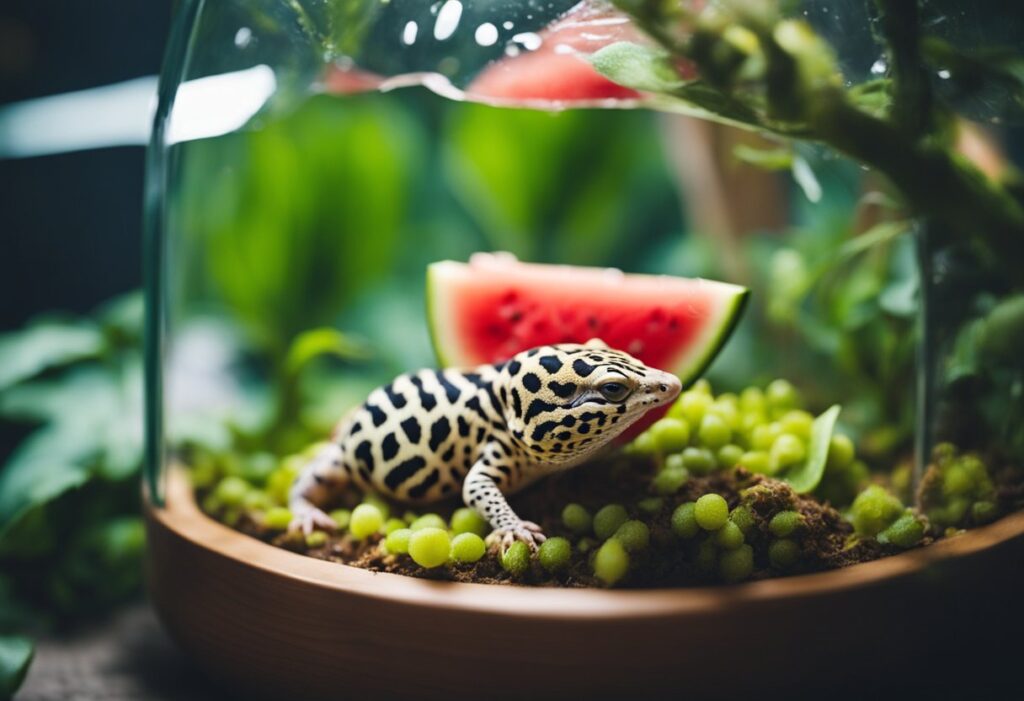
[594,0,1024,273]
[0,295,145,693]
[178,93,420,361]
[443,104,682,266]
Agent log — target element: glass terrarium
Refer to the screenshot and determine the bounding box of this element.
[142,0,1024,697]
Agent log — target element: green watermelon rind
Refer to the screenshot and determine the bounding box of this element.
[425,261,749,382]
[672,286,750,389]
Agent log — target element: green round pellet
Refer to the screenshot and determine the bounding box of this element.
[350,503,384,540]
[450,532,486,563]
[972,500,999,524]
[851,485,904,537]
[769,510,802,538]
[691,378,713,394]
[613,520,651,552]
[695,538,718,573]
[410,513,447,532]
[214,476,250,507]
[729,505,756,535]
[750,423,782,451]
[943,466,972,497]
[636,497,664,515]
[242,490,273,513]
[576,537,597,554]
[538,537,572,572]
[650,417,691,453]
[714,520,745,549]
[717,444,744,469]
[305,531,328,548]
[681,447,716,475]
[501,541,531,575]
[593,539,630,585]
[263,506,293,531]
[629,431,659,455]
[768,538,801,568]
[740,450,771,475]
[561,503,593,535]
[877,513,925,548]
[329,508,351,530]
[201,493,221,515]
[385,528,412,555]
[409,527,451,568]
[719,544,754,582]
[652,464,689,495]
[779,410,814,439]
[770,433,807,471]
[678,390,713,425]
[766,379,800,411]
[826,434,855,470]
[593,504,629,540]
[383,518,407,535]
[362,493,391,520]
[739,387,766,414]
[403,510,419,524]
[709,400,740,430]
[695,494,729,531]
[451,507,489,536]
[698,414,731,449]
[671,502,700,538]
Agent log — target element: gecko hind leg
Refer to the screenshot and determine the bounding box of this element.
[288,442,349,535]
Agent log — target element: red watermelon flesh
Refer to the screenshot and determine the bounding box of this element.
[427,254,749,439]
[466,3,643,106]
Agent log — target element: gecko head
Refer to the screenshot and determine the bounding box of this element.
[499,339,681,463]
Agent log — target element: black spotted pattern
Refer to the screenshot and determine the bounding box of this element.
[400,416,422,444]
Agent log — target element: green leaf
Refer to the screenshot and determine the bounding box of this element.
[0,425,92,537]
[0,320,104,392]
[284,327,371,379]
[781,404,841,493]
[0,635,33,699]
[732,143,793,170]
[589,41,685,93]
[180,94,420,358]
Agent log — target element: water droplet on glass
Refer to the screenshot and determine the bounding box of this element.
[434,0,463,41]
[402,21,418,45]
[937,69,951,79]
[475,22,498,47]
[512,31,543,51]
[870,58,887,75]
[503,20,514,30]
[233,27,252,48]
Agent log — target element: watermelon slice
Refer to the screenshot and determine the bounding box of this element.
[465,3,644,105]
[426,253,748,390]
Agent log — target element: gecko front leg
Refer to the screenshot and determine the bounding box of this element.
[463,452,546,551]
[288,442,349,535]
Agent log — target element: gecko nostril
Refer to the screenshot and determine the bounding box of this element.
[659,384,668,392]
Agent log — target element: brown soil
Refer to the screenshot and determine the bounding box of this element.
[229,458,921,588]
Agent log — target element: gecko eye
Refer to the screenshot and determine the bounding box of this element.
[598,381,631,402]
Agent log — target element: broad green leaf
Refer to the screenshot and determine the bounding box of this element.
[589,41,685,93]
[179,94,420,358]
[781,404,841,493]
[284,327,371,379]
[589,42,768,131]
[0,425,93,536]
[0,321,104,392]
[0,635,33,699]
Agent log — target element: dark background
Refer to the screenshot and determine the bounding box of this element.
[0,1,172,330]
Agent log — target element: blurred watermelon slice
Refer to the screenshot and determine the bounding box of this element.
[426,254,748,390]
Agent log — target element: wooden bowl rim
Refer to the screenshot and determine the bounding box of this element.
[151,467,1024,621]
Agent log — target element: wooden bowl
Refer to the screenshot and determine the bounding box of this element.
[146,468,1024,700]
